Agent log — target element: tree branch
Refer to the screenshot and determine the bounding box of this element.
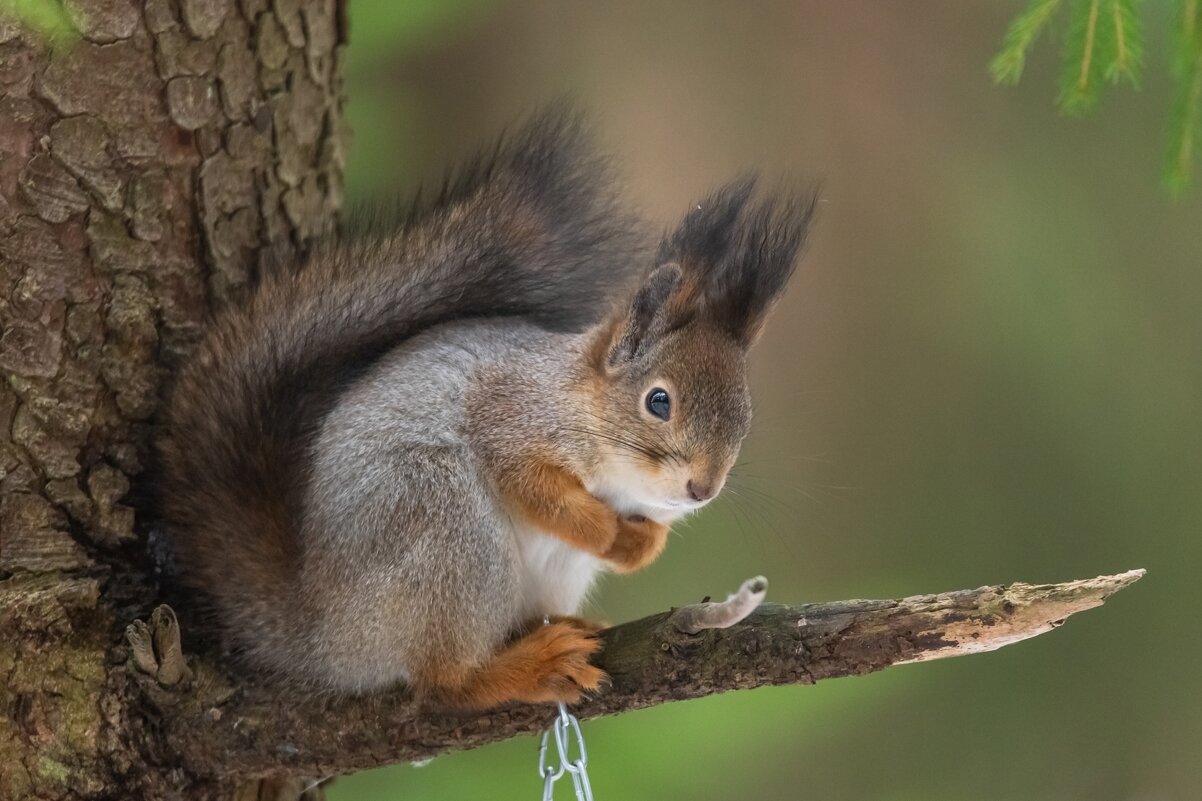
[132,570,1144,787]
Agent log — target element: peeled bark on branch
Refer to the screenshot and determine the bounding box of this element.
[125,570,1143,792]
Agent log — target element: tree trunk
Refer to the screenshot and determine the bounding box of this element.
[0,1,345,799]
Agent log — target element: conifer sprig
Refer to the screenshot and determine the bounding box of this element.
[991,0,1202,194]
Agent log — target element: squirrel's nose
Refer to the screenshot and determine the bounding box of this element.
[686,479,714,502]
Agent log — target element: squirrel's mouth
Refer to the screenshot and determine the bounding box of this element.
[654,497,711,511]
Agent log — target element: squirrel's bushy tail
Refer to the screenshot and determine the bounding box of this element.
[157,106,646,647]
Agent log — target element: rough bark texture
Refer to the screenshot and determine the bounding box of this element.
[0,1,344,799]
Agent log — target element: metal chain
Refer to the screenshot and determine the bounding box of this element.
[538,701,594,801]
[537,616,595,801]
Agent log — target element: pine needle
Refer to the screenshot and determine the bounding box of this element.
[1105,0,1144,87]
[1059,0,1110,114]
[1163,0,1202,194]
[990,0,1065,84]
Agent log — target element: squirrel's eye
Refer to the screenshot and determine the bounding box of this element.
[645,388,671,421]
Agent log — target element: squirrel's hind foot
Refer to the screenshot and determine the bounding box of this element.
[419,620,606,710]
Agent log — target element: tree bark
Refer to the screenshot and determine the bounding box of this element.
[0,1,344,799]
[0,4,1147,801]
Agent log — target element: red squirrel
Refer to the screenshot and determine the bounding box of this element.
[158,105,817,709]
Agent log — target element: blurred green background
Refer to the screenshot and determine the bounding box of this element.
[330,2,1202,800]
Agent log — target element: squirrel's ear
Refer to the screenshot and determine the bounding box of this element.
[601,264,681,368]
[714,189,818,346]
[665,182,818,348]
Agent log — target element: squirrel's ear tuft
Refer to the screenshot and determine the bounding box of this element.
[600,264,682,368]
[658,176,758,274]
[664,180,819,347]
[717,187,819,345]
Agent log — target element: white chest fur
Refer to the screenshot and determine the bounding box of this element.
[512,522,604,619]
[508,473,692,622]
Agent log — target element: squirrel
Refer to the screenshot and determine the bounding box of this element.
[157,105,817,710]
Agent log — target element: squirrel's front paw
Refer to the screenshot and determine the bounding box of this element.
[603,514,670,573]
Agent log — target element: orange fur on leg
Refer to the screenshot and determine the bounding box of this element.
[416,621,606,710]
[495,458,619,556]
